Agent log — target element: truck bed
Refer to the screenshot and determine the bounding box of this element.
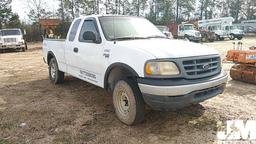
[43,38,67,72]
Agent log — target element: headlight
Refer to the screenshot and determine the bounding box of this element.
[145,61,180,76]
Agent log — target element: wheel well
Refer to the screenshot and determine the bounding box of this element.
[47,52,55,65]
[104,64,139,92]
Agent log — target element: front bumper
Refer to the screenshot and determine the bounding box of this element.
[0,44,25,49]
[189,36,201,41]
[138,72,228,110]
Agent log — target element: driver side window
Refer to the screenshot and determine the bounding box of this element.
[79,20,100,43]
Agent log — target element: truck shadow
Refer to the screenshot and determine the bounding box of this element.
[0,77,218,143]
[0,49,23,53]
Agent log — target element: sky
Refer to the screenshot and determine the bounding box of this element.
[11,0,60,22]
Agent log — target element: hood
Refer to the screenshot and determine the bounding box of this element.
[115,39,219,59]
[214,30,225,35]
[231,29,244,34]
[185,30,201,37]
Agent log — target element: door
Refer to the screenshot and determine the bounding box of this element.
[65,18,104,87]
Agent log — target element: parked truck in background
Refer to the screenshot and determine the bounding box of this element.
[0,28,27,52]
[43,15,228,125]
[241,20,256,33]
[224,25,244,40]
[198,17,244,41]
[156,25,173,39]
[169,23,201,42]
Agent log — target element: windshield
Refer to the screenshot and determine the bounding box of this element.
[231,25,242,30]
[211,26,221,30]
[99,16,165,40]
[183,25,194,30]
[1,30,21,36]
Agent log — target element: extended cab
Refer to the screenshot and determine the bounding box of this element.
[43,15,228,125]
[0,28,27,51]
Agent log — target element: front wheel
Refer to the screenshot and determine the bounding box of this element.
[229,34,235,40]
[49,58,64,84]
[21,47,26,52]
[113,79,145,125]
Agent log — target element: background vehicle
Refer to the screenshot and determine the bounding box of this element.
[224,25,244,40]
[43,15,228,125]
[226,42,256,84]
[198,27,216,42]
[169,23,201,42]
[241,20,256,33]
[156,25,173,39]
[198,17,233,40]
[0,28,27,52]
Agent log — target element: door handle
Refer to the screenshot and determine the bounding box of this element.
[73,47,78,53]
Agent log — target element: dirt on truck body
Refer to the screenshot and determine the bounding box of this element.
[0,38,256,144]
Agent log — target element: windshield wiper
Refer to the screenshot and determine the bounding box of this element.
[111,36,148,41]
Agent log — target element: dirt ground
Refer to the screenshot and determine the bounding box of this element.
[0,38,255,144]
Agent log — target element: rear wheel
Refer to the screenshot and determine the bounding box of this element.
[113,79,145,125]
[237,37,243,40]
[49,58,64,84]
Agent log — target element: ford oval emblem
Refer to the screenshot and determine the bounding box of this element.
[202,64,210,71]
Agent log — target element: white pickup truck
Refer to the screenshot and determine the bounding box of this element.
[43,15,228,125]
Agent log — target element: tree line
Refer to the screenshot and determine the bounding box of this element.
[0,0,255,41]
[0,0,255,26]
[56,0,255,24]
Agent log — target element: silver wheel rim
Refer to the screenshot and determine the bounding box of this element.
[116,88,130,116]
[50,63,56,79]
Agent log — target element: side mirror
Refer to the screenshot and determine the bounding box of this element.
[23,30,27,35]
[83,31,97,43]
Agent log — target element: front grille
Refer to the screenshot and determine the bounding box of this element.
[3,38,17,43]
[195,32,201,37]
[182,56,221,79]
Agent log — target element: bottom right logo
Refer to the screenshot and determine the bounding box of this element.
[217,120,256,143]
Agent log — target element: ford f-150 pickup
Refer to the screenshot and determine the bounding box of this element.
[43,15,228,125]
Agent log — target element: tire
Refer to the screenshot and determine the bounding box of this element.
[215,34,220,41]
[49,58,64,84]
[237,37,243,40]
[229,34,235,40]
[220,37,224,41]
[25,42,28,50]
[184,35,190,41]
[21,47,25,52]
[201,35,208,42]
[113,79,145,125]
